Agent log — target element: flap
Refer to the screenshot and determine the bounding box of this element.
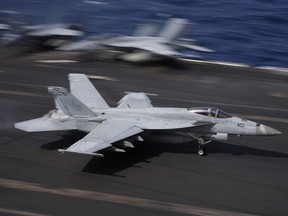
[61,118,143,155]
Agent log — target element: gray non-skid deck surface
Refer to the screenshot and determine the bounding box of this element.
[0,55,287,216]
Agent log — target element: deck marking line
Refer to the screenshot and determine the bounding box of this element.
[0,90,43,97]
[0,178,258,216]
[36,60,78,63]
[235,114,288,124]
[159,97,288,112]
[0,208,50,216]
[0,81,46,88]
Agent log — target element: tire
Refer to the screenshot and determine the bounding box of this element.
[198,146,207,156]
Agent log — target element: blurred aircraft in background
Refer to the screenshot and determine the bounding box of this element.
[0,23,10,45]
[2,22,83,52]
[0,6,84,51]
[15,73,281,157]
[0,23,10,32]
[58,18,214,63]
[0,11,12,46]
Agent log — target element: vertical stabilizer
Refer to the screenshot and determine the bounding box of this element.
[158,18,190,41]
[69,73,109,109]
[48,86,97,117]
[133,24,158,37]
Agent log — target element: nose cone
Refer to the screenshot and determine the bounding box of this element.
[257,124,282,136]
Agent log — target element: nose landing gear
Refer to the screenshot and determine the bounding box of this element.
[186,132,212,156]
[197,138,211,156]
[198,145,207,156]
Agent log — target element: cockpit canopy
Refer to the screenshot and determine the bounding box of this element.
[187,107,232,118]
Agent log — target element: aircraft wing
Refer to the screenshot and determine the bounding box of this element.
[104,38,179,56]
[139,42,180,56]
[117,92,153,108]
[29,28,83,37]
[60,118,143,156]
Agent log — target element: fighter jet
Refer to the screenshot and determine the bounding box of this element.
[58,18,213,63]
[101,18,214,62]
[0,23,9,32]
[3,23,83,51]
[0,23,9,45]
[0,12,12,46]
[15,74,281,156]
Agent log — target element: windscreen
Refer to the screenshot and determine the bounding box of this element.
[188,107,232,118]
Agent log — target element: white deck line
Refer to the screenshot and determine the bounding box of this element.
[255,66,288,73]
[34,57,288,74]
[0,178,258,216]
[181,58,250,67]
[35,60,78,63]
[181,58,288,74]
[0,90,43,97]
[0,208,49,216]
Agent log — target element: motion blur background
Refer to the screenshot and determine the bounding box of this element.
[1,0,287,67]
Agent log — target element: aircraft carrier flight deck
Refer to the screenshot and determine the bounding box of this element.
[0,51,287,216]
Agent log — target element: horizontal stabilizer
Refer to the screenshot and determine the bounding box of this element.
[176,43,214,52]
[14,116,76,132]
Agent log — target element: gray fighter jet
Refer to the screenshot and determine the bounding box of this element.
[3,23,83,51]
[15,74,281,156]
[101,18,214,62]
[58,18,213,62]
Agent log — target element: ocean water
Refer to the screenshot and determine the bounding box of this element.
[1,0,287,67]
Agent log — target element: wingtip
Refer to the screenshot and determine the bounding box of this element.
[14,122,29,132]
[48,86,69,95]
[68,73,87,80]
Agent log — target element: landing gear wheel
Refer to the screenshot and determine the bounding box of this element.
[198,145,207,156]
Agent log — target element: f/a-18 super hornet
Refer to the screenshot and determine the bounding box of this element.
[100,18,214,62]
[15,74,281,156]
[58,18,213,63]
[3,23,83,52]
